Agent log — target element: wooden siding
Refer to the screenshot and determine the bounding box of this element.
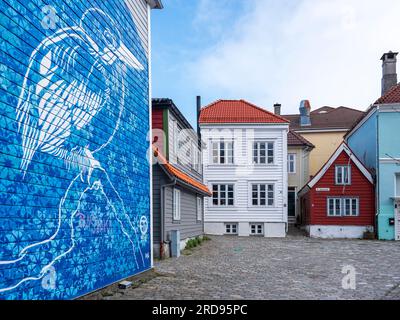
[164,185,204,240]
[201,125,288,223]
[152,164,170,244]
[308,151,375,226]
[168,110,203,182]
[152,108,166,154]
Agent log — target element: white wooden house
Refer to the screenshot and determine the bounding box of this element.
[199,100,290,237]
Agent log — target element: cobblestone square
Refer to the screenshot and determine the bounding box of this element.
[104,234,400,300]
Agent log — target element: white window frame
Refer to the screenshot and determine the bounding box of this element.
[250,223,264,236]
[211,140,234,165]
[212,184,235,207]
[288,153,296,174]
[335,165,351,185]
[196,197,202,221]
[250,183,274,207]
[327,197,359,217]
[225,223,238,235]
[253,141,274,165]
[173,188,181,221]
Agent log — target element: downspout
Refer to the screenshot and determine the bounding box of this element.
[376,107,380,238]
[160,179,176,259]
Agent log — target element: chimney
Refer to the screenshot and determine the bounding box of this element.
[381,51,398,96]
[299,100,311,127]
[196,96,202,148]
[274,103,281,115]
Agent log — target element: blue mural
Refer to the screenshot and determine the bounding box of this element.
[0,0,151,299]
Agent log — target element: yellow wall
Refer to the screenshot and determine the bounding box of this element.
[299,131,346,176]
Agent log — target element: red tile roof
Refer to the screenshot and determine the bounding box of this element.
[199,100,290,124]
[152,146,211,196]
[375,83,400,104]
[288,130,315,148]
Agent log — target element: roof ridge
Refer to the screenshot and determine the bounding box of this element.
[238,99,290,123]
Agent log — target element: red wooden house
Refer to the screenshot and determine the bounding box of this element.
[298,142,375,238]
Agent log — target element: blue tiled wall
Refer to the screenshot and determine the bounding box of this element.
[0,0,151,299]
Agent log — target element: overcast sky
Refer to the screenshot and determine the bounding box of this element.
[151,0,400,127]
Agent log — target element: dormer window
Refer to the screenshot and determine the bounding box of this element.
[335,165,351,185]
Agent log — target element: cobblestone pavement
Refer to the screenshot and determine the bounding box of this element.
[105,233,400,300]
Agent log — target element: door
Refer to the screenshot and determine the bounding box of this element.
[396,202,400,241]
[288,187,296,224]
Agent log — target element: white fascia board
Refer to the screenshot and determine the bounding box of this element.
[307,143,373,189]
[199,123,289,130]
[294,128,349,134]
[377,103,400,112]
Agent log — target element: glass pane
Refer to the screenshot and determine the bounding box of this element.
[220,185,226,192]
[352,199,357,216]
[345,199,350,216]
[260,198,266,206]
[252,185,258,192]
[345,167,350,184]
[228,185,234,192]
[328,199,334,215]
[268,198,273,206]
[260,185,266,192]
[221,198,226,206]
[228,199,234,206]
[252,199,258,206]
[226,225,230,233]
[336,167,343,184]
[335,199,341,215]
[213,185,218,192]
[232,225,237,233]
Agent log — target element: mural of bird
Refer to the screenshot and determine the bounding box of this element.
[16,8,144,180]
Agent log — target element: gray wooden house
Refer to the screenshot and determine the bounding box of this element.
[152,98,211,258]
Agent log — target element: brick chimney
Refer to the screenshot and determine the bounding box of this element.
[381,51,398,96]
[274,103,281,115]
[299,100,311,127]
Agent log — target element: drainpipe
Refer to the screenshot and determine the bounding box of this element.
[160,179,176,259]
[376,106,380,239]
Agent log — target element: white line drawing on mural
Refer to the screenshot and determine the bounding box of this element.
[0,8,146,293]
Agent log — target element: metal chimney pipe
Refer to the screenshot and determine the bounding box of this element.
[196,96,202,148]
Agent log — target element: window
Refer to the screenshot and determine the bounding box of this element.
[288,154,296,173]
[196,197,202,221]
[225,223,238,235]
[212,184,234,206]
[251,183,274,206]
[396,174,400,197]
[327,198,359,217]
[250,223,264,236]
[192,143,202,173]
[173,189,181,220]
[335,165,351,185]
[212,140,234,164]
[253,142,274,164]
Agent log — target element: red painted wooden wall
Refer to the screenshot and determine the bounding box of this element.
[304,151,375,226]
[152,108,166,155]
